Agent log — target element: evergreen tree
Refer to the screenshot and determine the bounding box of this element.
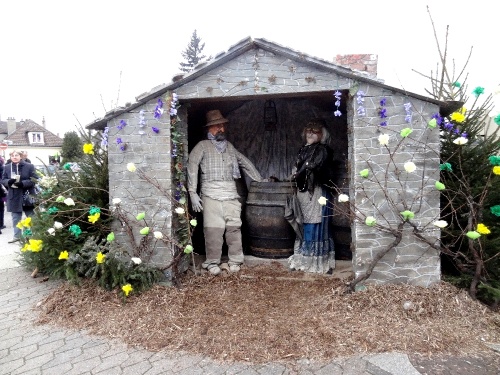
[179,30,209,73]
[61,131,84,162]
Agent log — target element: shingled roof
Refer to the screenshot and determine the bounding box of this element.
[1,119,63,147]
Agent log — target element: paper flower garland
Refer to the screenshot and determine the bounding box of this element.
[404,102,412,123]
[379,97,387,126]
[356,91,365,116]
[333,91,342,117]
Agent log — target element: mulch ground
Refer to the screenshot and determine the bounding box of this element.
[35,262,500,364]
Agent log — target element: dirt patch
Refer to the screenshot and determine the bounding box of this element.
[35,262,500,364]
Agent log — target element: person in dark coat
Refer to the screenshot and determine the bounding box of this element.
[0,156,6,234]
[1,149,38,243]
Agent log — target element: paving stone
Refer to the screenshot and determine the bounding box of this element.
[10,352,54,374]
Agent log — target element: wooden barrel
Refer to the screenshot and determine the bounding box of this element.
[245,181,296,258]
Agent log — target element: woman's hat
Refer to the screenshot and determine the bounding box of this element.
[205,110,229,127]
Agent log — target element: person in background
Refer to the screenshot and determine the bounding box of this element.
[1,149,37,243]
[187,109,263,275]
[21,151,32,163]
[288,118,336,273]
[0,156,6,233]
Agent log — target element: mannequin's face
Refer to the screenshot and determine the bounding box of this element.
[208,123,226,141]
[305,127,322,145]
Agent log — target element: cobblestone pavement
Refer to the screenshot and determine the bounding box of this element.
[1,224,499,374]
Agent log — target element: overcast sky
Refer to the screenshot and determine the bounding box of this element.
[1,0,498,137]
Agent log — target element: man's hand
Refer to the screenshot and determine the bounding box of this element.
[7,179,16,187]
[189,192,203,212]
[13,181,23,188]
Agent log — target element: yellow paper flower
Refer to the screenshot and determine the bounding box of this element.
[88,212,100,224]
[122,283,133,297]
[28,239,43,252]
[493,166,500,175]
[58,251,69,260]
[450,108,466,123]
[16,221,24,229]
[96,252,106,264]
[476,223,491,235]
[21,243,30,252]
[83,143,94,155]
[24,217,32,227]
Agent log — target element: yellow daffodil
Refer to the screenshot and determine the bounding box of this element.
[96,252,106,264]
[88,212,100,224]
[476,223,491,235]
[122,283,133,297]
[58,251,69,260]
[83,143,94,155]
[493,166,500,175]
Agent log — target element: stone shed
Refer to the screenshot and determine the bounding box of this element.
[86,37,447,286]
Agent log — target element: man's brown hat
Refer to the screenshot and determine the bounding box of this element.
[205,109,229,127]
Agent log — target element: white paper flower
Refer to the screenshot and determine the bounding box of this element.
[453,137,468,145]
[47,228,56,236]
[433,220,448,228]
[131,257,142,265]
[175,207,185,214]
[64,198,75,206]
[404,161,416,173]
[127,163,137,172]
[53,221,63,229]
[378,134,390,146]
[318,196,328,206]
[153,231,163,239]
[338,194,349,202]
[112,198,122,205]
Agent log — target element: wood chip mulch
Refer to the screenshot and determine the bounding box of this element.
[35,262,500,364]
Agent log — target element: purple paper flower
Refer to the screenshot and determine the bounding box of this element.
[116,137,123,144]
[379,108,387,118]
[154,98,164,119]
[117,119,127,130]
[152,127,160,134]
[380,121,387,127]
[333,91,342,117]
[404,102,412,123]
[461,132,468,138]
[120,144,126,151]
[380,98,387,106]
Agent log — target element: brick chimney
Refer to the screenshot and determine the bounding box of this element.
[334,54,378,78]
[7,117,16,135]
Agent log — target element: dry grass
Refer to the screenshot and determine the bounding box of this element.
[35,262,500,364]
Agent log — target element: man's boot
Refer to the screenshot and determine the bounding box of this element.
[225,226,244,272]
[203,227,225,274]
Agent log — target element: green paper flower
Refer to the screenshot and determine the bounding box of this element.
[89,206,101,215]
[178,197,186,205]
[466,231,481,240]
[365,216,376,226]
[440,163,452,172]
[140,227,150,235]
[490,205,500,217]
[136,212,145,221]
[400,210,415,220]
[190,219,198,227]
[184,244,194,254]
[23,229,32,236]
[495,114,500,126]
[400,128,413,138]
[107,232,115,242]
[56,195,65,202]
[489,155,500,166]
[360,169,369,178]
[69,224,82,238]
[48,206,59,214]
[435,181,446,190]
[453,81,461,88]
[472,86,485,97]
[427,118,437,129]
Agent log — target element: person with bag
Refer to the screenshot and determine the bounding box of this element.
[0,156,6,234]
[288,118,336,274]
[1,149,38,243]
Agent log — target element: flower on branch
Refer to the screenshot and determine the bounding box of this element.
[88,212,100,224]
[83,143,94,155]
[112,198,122,205]
[400,210,415,220]
[107,232,115,242]
[466,231,481,240]
[184,244,194,254]
[69,225,82,238]
[400,128,413,138]
[435,181,446,191]
[47,228,56,236]
[175,207,185,214]
[472,86,485,97]
[153,231,163,239]
[131,257,142,265]
[433,220,448,228]
[96,252,106,264]
[190,219,198,227]
[338,194,349,203]
[476,223,491,235]
[64,198,75,206]
[440,163,453,172]
[495,114,500,126]
[127,163,137,172]
[493,166,500,175]
[318,196,328,206]
[491,205,500,217]
[53,221,63,229]
[58,251,69,260]
[404,162,416,173]
[453,137,468,145]
[136,212,145,220]
[122,283,133,297]
[140,227,150,235]
[378,134,390,146]
[365,216,376,226]
[359,169,369,178]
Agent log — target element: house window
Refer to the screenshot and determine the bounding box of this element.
[29,132,44,144]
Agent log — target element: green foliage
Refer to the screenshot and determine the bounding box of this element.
[179,29,209,73]
[61,131,84,162]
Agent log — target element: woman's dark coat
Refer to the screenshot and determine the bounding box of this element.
[1,161,37,212]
